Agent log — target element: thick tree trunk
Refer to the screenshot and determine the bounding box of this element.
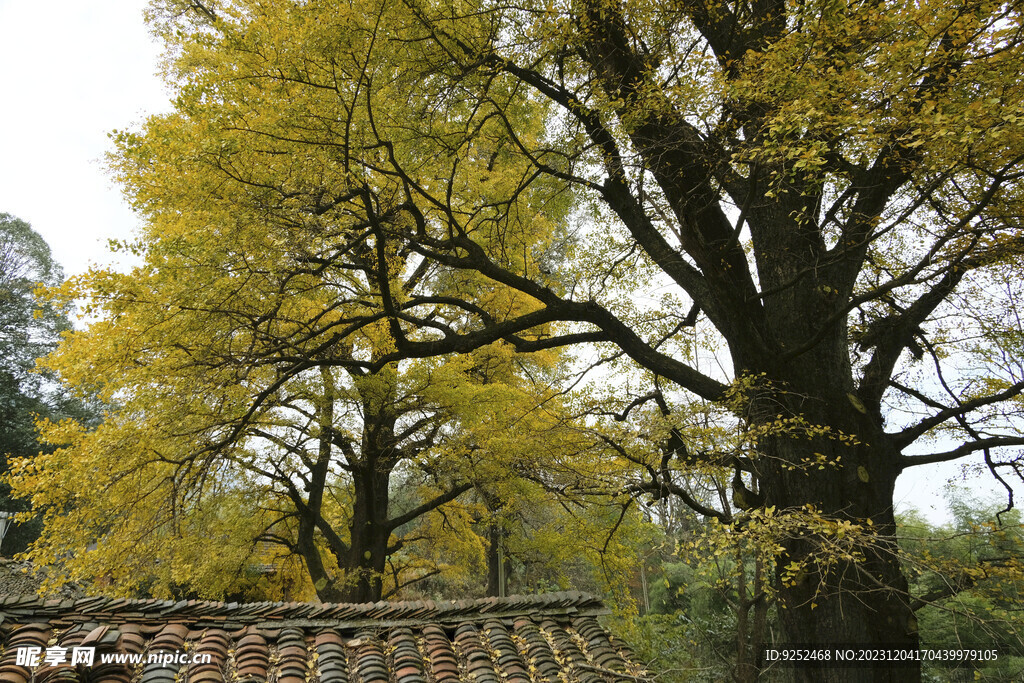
[480,491,510,598]
[763,457,917,681]
[296,512,345,602]
[339,464,392,603]
[748,328,919,681]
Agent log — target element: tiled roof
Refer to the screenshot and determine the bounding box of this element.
[0,591,649,683]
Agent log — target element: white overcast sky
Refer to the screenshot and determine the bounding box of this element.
[0,0,1013,524]
[0,0,167,276]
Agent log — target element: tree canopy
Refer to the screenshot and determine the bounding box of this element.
[17,186,582,600]
[9,0,1024,680]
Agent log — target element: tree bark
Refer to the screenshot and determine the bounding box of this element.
[339,461,393,603]
[748,327,919,681]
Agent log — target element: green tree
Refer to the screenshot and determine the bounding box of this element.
[0,213,66,456]
[0,213,94,554]
[899,494,1024,682]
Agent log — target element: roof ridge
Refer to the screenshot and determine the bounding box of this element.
[0,591,607,626]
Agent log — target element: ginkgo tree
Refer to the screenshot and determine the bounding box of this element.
[9,112,574,601]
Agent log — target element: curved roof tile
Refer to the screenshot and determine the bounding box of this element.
[0,592,649,683]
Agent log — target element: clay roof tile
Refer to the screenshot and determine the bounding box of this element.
[0,593,649,683]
